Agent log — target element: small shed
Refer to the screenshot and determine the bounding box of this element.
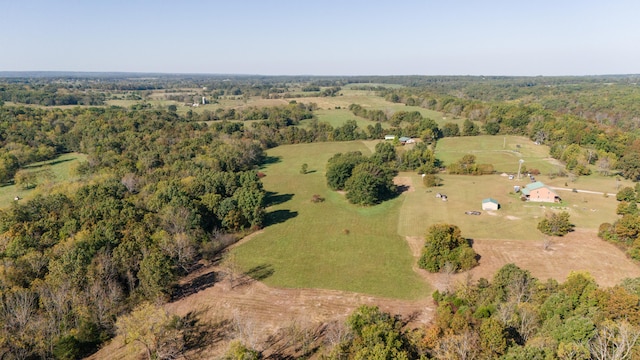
[481,198,499,211]
[384,135,396,140]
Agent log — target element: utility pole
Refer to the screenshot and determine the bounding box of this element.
[517,159,524,180]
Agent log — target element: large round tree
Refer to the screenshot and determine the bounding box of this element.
[418,223,478,272]
[345,162,397,206]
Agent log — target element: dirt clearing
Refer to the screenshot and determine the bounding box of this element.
[408,229,640,292]
[90,262,434,359]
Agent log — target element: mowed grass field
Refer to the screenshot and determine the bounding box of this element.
[396,172,622,241]
[232,141,431,300]
[0,152,87,208]
[234,137,629,298]
[436,135,560,174]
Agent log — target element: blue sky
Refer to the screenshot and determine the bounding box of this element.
[1,0,639,76]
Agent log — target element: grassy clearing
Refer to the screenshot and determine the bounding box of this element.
[397,172,621,241]
[0,152,87,208]
[436,135,558,174]
[233,142,431,300]
[310,108,392,130]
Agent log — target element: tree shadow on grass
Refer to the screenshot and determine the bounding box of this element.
[24,157,74,169]
[260,155,282,168]
[264,209,298,226]
[244,263,275,281]
[265,191,294,207]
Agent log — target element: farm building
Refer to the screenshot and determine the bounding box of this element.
[398,136,414,144]
[481,198,499,210]
[521,181,560,202]
[384,135,396,140]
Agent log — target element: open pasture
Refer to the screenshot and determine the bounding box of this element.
[232,141,431,300]
[310,108,392,130]
[436,135,559,174]
[234,137,629,298]
[0,152,87,208]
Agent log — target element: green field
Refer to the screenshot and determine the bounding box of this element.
[232,141,431,300]
[233,137,626,298]
[310,108,392,130]
[436,135,559,174]
[0,152,87,208]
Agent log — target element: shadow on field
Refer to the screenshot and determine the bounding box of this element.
[467,238,482,263]
[24,157,75,169]
[264,209,298,226]
[260,155,282,168]
[172,270,218,301]
[244,263,275,281]
[265,191,294,207]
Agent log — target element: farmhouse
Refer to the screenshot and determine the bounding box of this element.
[398,136,413,144]
[521,181,560,202]
[481,198,499,210]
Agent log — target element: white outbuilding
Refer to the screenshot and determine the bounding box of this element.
[481,198,499,211]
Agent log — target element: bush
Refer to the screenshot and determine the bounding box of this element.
[422,174,442,187]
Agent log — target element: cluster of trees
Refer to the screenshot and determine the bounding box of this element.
[419,265,640,359]
[348,103,388,122]
[418,224,478,273]
[447,154,495,175]
[192,102,315,123]
[325,140,441,205]
[328,305,422,359]
[599,185,640,260]
[329,265,640,359]
[325,145,397,206]
[0,83,105,106]
[379,79,640,181]
[0,105,271,357]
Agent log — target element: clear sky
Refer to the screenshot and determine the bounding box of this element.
[1,0,639,76]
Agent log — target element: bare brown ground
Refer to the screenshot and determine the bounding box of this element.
[406,229,640,293]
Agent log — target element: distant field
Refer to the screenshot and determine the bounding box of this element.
[0,152,87,208]
[310,108,392,130]
[436,135,559,174]
[232,141,431,300]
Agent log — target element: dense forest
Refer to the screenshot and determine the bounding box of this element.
[2,74,640,358]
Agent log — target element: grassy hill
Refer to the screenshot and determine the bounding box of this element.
[232,141,431,300]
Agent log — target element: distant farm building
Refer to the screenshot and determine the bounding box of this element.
[481,198,499,210]
[398,136,413,144]
[384,135,396,140]
[521,182,560,202]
